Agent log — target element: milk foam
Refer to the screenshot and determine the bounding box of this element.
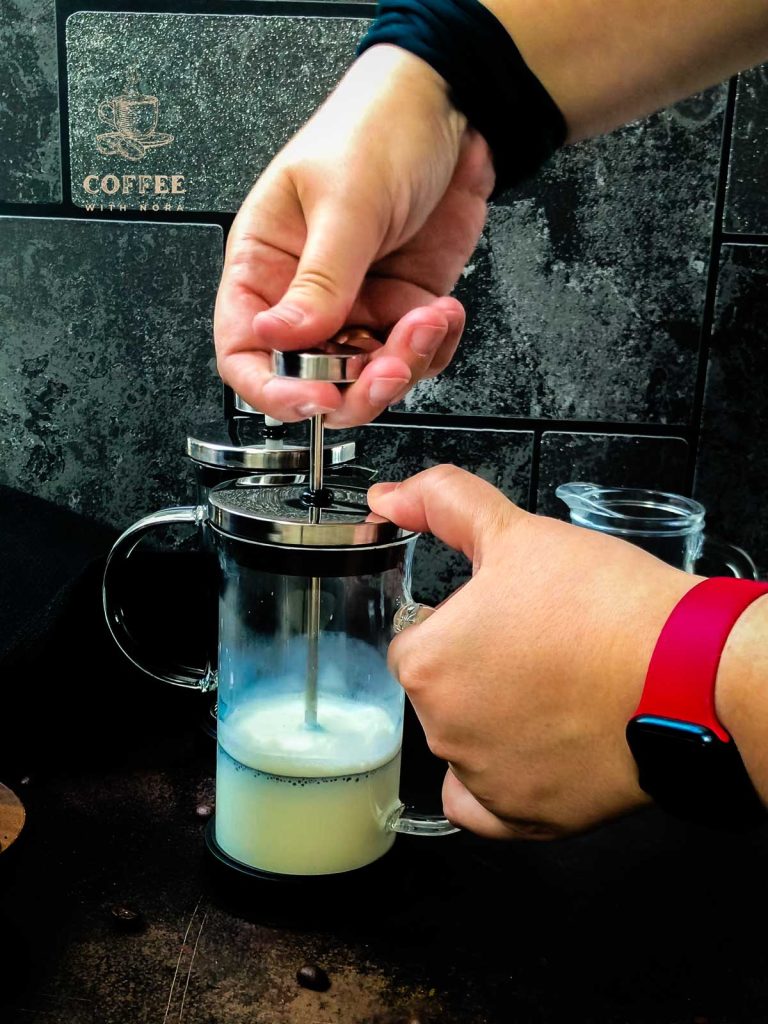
[218,693,400,777]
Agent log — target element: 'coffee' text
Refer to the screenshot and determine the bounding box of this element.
[82,174,186,196]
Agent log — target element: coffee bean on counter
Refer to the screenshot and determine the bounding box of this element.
[109,905,145,932]
[195,803,214,819]
[296,963,331,992]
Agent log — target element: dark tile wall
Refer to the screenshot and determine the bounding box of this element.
[66,12,365,212]
[0,217,223,527]
[724,66,768,233]
[695,246,768,573]
[405,88,726,423]
[360,424,533,602]
[537,433,689,517]
[0,0,62,203]
[1,3,767,595]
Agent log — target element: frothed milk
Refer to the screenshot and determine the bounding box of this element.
[216,693,402,875]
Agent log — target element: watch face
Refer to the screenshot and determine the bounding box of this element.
[626,716,765,829]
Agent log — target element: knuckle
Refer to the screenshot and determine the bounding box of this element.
[294,266,343,302]
[425,732,452,763]
[422,463,466,490]
[395,649,431,695]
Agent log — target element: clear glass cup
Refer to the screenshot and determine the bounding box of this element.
[556,482,758,577]
[103,481,457,878]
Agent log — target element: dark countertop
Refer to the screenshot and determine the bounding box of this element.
[3,487,768,1024]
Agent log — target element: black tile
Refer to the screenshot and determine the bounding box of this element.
[725,65,768,234]
[695,244,768,575]
[67,12,366,213]
[401,87,726,422]
[0,217,223,529]
[358,424,533,603]
[537,432,689,517]
[0,0,62,204]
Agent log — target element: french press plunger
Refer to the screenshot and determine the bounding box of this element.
[103,343,457,877]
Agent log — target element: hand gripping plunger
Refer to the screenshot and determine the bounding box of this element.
[271,333,376,728]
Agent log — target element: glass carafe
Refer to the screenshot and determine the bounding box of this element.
[556,482,757,577]
[103,476,457,878]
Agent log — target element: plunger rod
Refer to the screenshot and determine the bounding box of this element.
[304,413,324,728]
[309,414,324,494]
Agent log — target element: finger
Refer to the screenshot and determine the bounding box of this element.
[325,306,449,428]
[324,298,465,427]
[251,197,386,351]
[441,770,518,840]
[423,298,465,378]
[442,771,557,840]
[369,465,521,563]
[369,297,464,381]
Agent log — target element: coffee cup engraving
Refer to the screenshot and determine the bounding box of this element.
[95,69,173,163]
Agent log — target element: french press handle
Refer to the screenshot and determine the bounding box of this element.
[102,505,217,690]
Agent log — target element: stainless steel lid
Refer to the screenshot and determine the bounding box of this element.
[186,417,356,471]
[208,477,413,547]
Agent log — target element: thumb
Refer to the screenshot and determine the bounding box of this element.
[369,465,521,563]
[252,198,385,347]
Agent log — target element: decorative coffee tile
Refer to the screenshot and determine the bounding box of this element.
[537,433,689,517]
[724,65,768,234]
[0,0,62,203]
[402,87,726,423]
[66,12,366,213]
[0,217,223,529]
[694,245,768,574]
[358,424,532,603]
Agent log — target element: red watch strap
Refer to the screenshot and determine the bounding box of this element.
[633,577,768,743]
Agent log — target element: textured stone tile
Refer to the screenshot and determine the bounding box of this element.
[358,424,532,603]
[0,217,223,529]
[403,87,726,423]
[725,65,768,233]
[67,12,365,213]
[694,245,768,575]
[0,0,62,203]
[537,433,689,517]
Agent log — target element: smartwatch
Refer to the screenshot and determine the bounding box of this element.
[626,577,768,829]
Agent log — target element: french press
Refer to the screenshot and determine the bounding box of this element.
[103,344,457,878]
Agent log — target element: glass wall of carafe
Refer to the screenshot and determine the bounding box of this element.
[556,482,758,577]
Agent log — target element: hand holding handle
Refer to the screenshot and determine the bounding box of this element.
[389,600,459,837]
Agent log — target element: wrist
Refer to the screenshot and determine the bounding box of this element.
[715,592,768,804]
[350,44,468,141]
[625,576,768,827]
[609,567,702,722]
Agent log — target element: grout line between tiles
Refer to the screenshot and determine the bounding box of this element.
[374,411,694,437]
[721,232,768,246]
[684,75,738,496]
